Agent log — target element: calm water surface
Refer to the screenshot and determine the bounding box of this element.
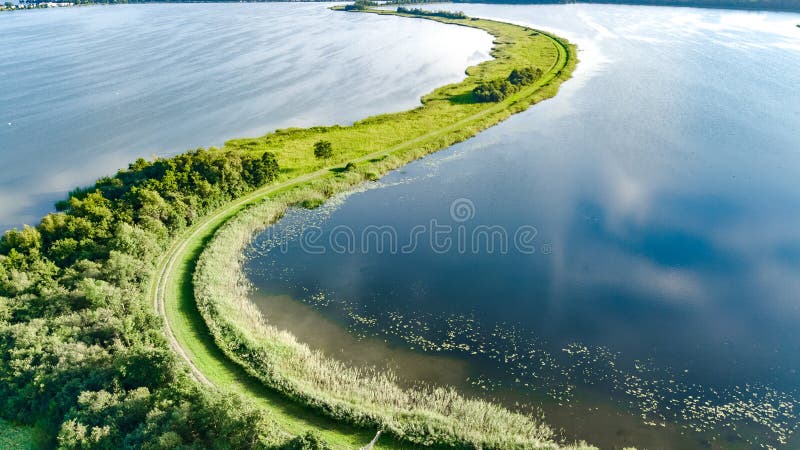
[246,4,800,449]
[0,3,490,229]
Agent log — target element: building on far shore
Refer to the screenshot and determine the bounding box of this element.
[12,0,74,5]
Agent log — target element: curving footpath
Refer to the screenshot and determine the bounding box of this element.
[149,9,572,450]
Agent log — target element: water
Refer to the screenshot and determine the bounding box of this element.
[245,4,800,449]
[0,3,491,230]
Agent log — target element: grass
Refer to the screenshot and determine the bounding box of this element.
[0,420,40,450]
[224,10,570,178]
[154,7,587,450]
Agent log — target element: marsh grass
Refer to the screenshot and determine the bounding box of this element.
[194,177,594,449]
[190,9,591,450]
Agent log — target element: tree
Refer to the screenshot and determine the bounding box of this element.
[508,67,542,86]
[243,151,279,187]
[472,79,517,103]
[396,7,466,19]
[343,0,376,11]
[313,141,333,160]
[283,432,331,450]
[472,67,543,103]
[4,2,13,8]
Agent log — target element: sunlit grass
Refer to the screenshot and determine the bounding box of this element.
[225,13,565,177]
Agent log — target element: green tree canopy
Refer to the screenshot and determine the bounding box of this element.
[0,147,294,448]
[508,67,542,86]
[313,140,333,159]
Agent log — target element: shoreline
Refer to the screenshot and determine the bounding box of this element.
[182,7,583,449]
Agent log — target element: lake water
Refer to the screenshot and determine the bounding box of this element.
[0,3,491,230]
[245,4,800,449]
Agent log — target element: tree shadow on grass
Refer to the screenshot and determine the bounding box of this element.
[448,92,479,105]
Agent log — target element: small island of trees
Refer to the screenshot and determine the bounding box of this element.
[343,0,376,11]
[396,7,467,19]
[313,140,334,159]
[473,66,543,102]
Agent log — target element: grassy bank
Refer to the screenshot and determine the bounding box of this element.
[183,8,589,449]
[221,9,571,179]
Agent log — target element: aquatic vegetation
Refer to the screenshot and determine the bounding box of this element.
[250,264,799,449]
[245,161,800,448]
[195,185,592,449]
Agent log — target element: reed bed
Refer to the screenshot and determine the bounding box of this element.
[194,175,593,449]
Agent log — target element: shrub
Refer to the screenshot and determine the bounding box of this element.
[243,151,280,187]
[473,67,543,103]
[473,79,517,102]
[313,140,333,159]
[508,67,543,86]
[281,432,331,450]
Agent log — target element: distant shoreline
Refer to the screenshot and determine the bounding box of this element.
[3,0,800,14]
